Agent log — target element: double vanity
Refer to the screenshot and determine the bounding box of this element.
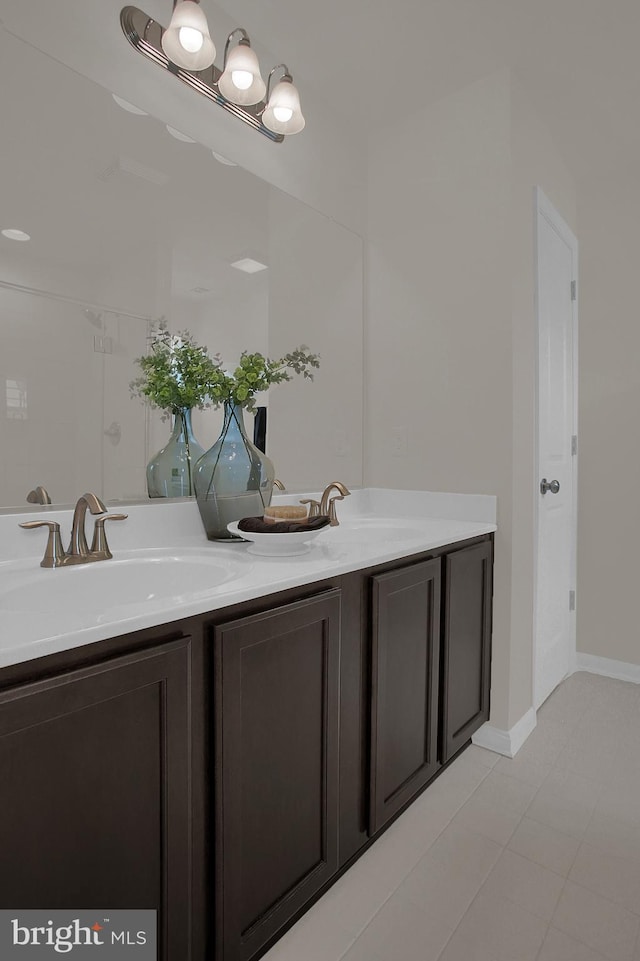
[0,488,496,961]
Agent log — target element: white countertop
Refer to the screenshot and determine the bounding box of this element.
[0,488,496,670]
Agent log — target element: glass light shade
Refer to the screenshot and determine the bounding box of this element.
[218,43,266,106]
[262,78,305,135]
[161,1,216,71]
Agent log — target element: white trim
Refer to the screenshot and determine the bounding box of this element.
[575,653,640,685]
[471,708,537,758]
[536,187,577,249]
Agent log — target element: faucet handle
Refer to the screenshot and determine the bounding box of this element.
[326,495,345,527]
[299,498,321,518]
[19,520,67,568]
[90,513,128,559]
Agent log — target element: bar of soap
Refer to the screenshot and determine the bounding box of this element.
[264,505,308,524]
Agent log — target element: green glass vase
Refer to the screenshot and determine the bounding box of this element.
[194,401,275,539]
[146,407,205,498]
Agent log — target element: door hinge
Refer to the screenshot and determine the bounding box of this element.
[569,590,576,612]
[571,435,578,456]
[571,280,577,301]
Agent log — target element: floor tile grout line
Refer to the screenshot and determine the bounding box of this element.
[505,813,587,882]
[533,933,546,961]
[535,920,552,961]
[550,875,640,932]
[476,847,568,924]
[432,890,475,961]
[548,905,639,961]
[431,886,551,961]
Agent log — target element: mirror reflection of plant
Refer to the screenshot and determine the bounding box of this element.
[131,321,320,416]
[208,347,320,411]
[130,321,223,417]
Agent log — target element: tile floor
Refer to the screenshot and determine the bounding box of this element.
[263,671,640,961]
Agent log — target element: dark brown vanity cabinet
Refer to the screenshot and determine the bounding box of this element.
[0,637,192,961]
[369,559,442,833]
[440,540,493,762]
[213,590,341,961]
[353,537,493,845]
[0,533,493,961]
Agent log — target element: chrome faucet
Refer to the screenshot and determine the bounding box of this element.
[20,492,127,568]
[319,481,351,526]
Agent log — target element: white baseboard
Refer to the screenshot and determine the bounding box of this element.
[473,655,640,759]
[472,707,537,758]
[575,652,640,684]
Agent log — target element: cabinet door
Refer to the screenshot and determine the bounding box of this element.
[441,539,493,762]
[0,638,191,961]
[215,591,341,961]
[369,559,441,834]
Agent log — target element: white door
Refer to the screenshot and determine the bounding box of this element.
[534,188,578,710]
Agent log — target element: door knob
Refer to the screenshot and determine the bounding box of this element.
[540,478,560,495]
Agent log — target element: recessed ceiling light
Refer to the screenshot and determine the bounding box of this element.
[2,228,30,242]
[112,94,148,116]
[212,151,237,166]
[231,257,268,274]
[166,125,196,143]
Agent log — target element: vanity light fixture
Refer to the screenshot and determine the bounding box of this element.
[120,4,305,143]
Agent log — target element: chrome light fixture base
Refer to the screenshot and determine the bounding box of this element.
[120,5,284,142]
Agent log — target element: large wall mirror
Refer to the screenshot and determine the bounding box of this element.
[0,29,363,510]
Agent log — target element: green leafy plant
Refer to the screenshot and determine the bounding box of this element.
[130,321,222,416]
[207,346,320,411]
[131,321,320,416]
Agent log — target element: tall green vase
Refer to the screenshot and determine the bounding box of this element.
[194,401,275,539]
[146,407,204,498]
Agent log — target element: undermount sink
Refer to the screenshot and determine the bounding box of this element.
[0,549,247,615]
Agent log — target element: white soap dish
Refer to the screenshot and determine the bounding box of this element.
[226,522,323,556]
